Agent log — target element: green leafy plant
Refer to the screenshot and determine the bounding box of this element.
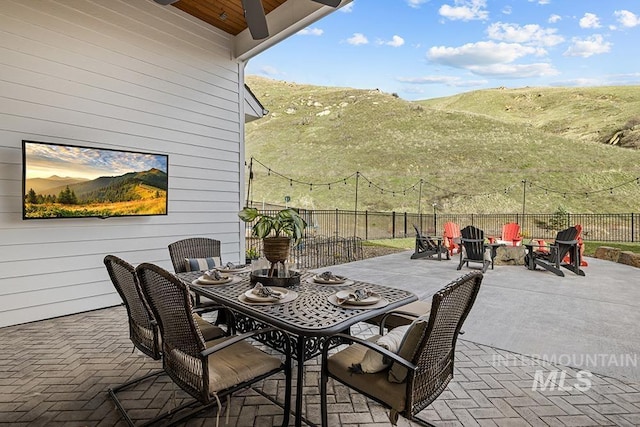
[239,207,307,244]
[245,247,259,260]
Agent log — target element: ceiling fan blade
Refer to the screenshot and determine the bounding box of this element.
[154,0,179,5]
[311,0,341,7]
[242,0,269,40]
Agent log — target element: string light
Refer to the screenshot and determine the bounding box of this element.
[248,157,640,203]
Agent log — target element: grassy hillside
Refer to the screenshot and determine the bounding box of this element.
[245,76,640,214]
[420,86,640,147]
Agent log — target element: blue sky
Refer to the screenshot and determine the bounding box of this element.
[246,0,640,100]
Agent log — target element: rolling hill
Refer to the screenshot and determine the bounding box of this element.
[27,168,167,203]
[245,76,640,214]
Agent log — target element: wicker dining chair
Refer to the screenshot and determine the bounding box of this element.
[320,272,483,427]
[136,262,292,426]
[168,237,222,273]
[168,237,232,324]
[104,255,225,426]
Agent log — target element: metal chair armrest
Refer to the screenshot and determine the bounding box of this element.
[201,326,288,357]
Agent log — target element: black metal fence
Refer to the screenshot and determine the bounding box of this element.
[249,209,640,243]
[245,235,363,270]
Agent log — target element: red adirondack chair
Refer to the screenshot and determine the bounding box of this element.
[443,222,461,256]
[563,224,588,266]
[501,223,523,246]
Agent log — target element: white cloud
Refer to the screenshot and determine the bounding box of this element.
[502,6,512,15]
[347,33,369,45]
[297,27,324,36]
[259,65,283,76]
[428,41,544,67]
[537,0,550,5]
[398,75,488,87]
[427,41,556,78]
[614,10,640,28]
[339,2,354,12]
[385,35,405,47]
[407,0,428,8]
[579,12,601,29]
[466,62,558,77]
[487,22,564,47]
[564,34,611,57]
[548,14,561,23]
[439,0,488,21]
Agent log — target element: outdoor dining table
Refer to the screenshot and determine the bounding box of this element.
[178,270,417,427]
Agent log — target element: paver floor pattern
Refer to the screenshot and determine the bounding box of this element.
[0,306,638,426]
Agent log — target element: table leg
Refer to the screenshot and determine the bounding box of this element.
[295,337,305,427]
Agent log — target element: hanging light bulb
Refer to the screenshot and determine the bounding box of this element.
[290,179,293,187]
[610,188,614,195]
[309,184,313,191]
[267,168,271,176]
[328,183,331,190]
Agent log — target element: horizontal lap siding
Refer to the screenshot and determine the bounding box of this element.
[0,0,243,327]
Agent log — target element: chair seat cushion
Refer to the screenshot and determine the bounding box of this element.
[194,314,225,341]
[328,336,406,412]
[205,338,282,393]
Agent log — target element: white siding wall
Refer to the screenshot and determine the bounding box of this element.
[0,0,245,327]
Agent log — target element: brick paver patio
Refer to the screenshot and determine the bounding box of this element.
[0,305,638,426]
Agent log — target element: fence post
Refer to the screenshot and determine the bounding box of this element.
[335,209,339,237]
[365,211,369,240]
[632,213,635,243]
[404,212,407,237]
[392,211,396,239]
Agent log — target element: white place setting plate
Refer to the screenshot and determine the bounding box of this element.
[335,290,381,306]
[215,265,249,273]
[192,275,237,285]
[244,286,289,302]
[312,274,348,284]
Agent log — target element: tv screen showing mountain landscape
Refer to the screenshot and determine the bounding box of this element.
[22,141,168,219]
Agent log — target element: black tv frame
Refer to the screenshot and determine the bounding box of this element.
[22,140,169,220]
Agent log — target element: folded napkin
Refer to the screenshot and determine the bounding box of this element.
[203,269,225,280]
[318,271,342,281]
[252,283,283,299]
[336,289,371,304]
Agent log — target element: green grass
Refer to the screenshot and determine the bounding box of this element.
[365,238,640,256]
[245,76,640,214]
[583,241,640,256]
[365,238,414,250]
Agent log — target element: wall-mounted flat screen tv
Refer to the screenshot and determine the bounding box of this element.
[22,140,168,219]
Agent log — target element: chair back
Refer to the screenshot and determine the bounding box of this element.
[104,255,160,360]
[443,222,460,239]
[460,225,485,261]
[551,226,580,262]
[168,237,221,273]
[136,263,209,402]
[413,225,436,251]
[501,223,521,245]
[442,222,461,254]
[407,272,483,415]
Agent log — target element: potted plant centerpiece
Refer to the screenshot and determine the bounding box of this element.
[238,207,307,277]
